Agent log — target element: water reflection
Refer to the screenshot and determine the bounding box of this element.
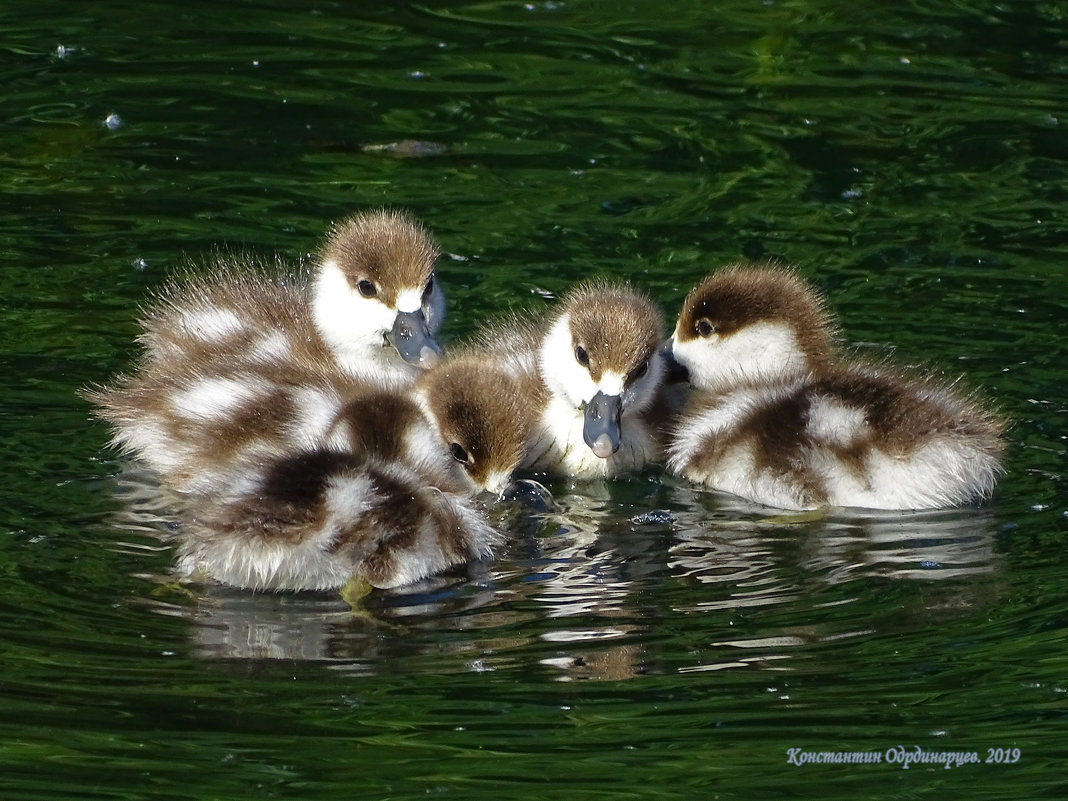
[111,464,1001,673]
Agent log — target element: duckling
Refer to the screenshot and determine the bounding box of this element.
[138,208,444,385]
[667,264,1006,511]
[469,282,670,479]
[86,209,445,488]
[172,360,538,592]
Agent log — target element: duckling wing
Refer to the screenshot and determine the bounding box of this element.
[138,255,318,369]
[801,366,1005,509]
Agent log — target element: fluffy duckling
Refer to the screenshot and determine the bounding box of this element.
[136,208,443,386]
[91,344,534,499]
[87,209,445,488]
[667,264,1006,511]
[161,364,535,592]
[470,282,670,479]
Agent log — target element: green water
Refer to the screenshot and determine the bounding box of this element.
[2,1,1066,798]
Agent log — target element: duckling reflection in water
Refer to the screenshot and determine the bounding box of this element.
[466,281,676,480]
[667,264,1006,511]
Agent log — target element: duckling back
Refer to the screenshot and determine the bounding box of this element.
[176,449,499,591]
[669,362,1005,510]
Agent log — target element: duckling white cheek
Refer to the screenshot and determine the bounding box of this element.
[312,261,397,348]
[538,315,596,406]
[674,323,805,391]
[719,322,806,386]
[670,336,705,379]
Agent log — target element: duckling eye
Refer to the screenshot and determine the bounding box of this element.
[356,280,378,298]
[449,442,470,464]
[696,319,715,337]
[626,360,649,387]
[422,274,435,301]
[575,345,590,367]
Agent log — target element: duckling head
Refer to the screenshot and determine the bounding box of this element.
[538,282,665,459]
[671,263,837,392]
[418,356,534,496]
[311,209,445,374]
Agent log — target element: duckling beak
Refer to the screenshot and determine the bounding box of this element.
[386,309,441,369]
[583,390,622,458]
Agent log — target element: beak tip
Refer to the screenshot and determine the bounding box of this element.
[591,434,617,459]
[418,345,441,369]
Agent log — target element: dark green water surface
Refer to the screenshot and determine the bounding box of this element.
[2,1,1066,799]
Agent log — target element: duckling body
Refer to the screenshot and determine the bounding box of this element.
[172,356,540,591]
[176,449,497,591]
[668,265,1005,511]
[470,282,670,480]
[88,210,445,491]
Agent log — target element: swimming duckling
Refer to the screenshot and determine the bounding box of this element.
[667,264,1006,511]
[171,360,544,592]
[137,208,444,386]
[470,282,670,479]
[95,208,443,391]
[86,209,446,489]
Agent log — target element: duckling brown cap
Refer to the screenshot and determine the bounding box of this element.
[677,263,837,367]
[320,209,439,307]
[561,281,664,383]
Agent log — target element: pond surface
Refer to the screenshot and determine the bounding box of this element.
[2,1,1066,798]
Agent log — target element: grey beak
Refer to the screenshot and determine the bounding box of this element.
[386,309,441,369]
[583,390,622,458]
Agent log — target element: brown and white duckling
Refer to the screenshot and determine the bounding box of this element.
[470,282,670,479]
[163,363,535,592]
[137,207,443,387]
[87,209,445,488]
[667,264,1006,511]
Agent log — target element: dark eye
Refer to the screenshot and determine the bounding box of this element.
[449,442,469,464]
[696,319,714,337]
[357,280,378,298]
[575,345,590,367]
[422,274,435,302]
[626,360,649,387]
